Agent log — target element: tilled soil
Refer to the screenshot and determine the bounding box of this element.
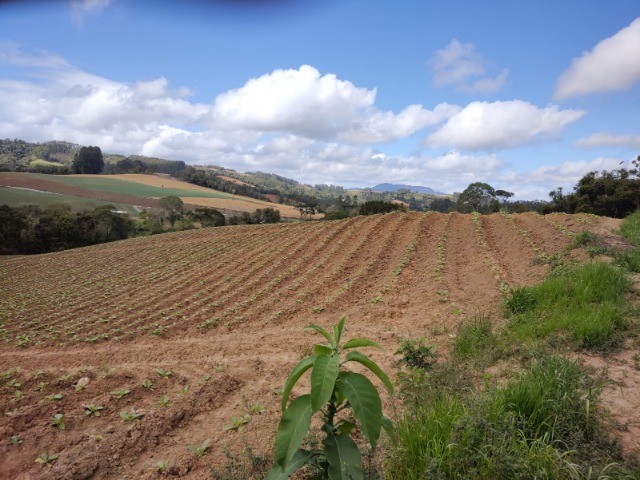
[1,212,637,479]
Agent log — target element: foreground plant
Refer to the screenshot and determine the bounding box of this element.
[187,438,210,458]
[266,316,394,480]
[35,452,59,466]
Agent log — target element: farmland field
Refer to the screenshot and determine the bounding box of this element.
[0,173,313,218]
[0,212,638,478]
[0,186,140,215]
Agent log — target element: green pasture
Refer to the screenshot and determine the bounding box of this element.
[32,174,233,199]
[0,186,140,216]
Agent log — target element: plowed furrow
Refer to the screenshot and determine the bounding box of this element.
[441,213,501,315]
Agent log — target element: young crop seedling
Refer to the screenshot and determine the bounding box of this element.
[266,316,394,480]
[51,413,65,429]
[45,393,63,401]
[158,395,170,407]
[224,414,250,431]
[250,402,266,414]
[120,410,144,422]
[156,460,168,473]
[187,438,210,458]
[156,369,172,379]
[141,379,154,390]
[83,404,104,416]
[10,435,22,446]
[111,388,131,399]
[35,452,59,467]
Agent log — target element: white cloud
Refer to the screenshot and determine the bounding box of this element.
[555,18,640,99]
[425,100,585,151]
[575,132,640,149]
[211,65,449,143]
[70,0,114,23]
[430,39,508,94]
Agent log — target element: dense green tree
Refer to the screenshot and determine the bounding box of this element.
[158,195,184,227]
[358,200,406,215]
[544,160,640,218]
[428,197,456,213]
[457,182,499,213]
[190,207,226,227]
[72,146,104,174]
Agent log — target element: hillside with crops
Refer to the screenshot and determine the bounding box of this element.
[1,212,639,479]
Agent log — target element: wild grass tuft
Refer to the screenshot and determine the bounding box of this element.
[505,262,630,350]
[620,210,640,246]
[453,314,505,367]
[386,355,635,480]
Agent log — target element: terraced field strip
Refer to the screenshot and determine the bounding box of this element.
[206,216,369,327]
[520,212,576,247]
[262,213,396,323]
[480,214,548,286]
[440,213,504,316]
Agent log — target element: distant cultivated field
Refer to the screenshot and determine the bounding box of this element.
[3,211,633,479]
[0,173,311,218]
[0,186,140,215]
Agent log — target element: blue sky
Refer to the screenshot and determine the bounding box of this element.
[1,0,639,198]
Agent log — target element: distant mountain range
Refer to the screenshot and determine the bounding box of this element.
[370,183,444,195]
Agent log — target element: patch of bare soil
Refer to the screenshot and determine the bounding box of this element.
[1,212,637,478]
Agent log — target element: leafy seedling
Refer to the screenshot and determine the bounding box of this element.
[83,404,104,416]
[224,414,250,431]
[10,435,22,446]
[158,395,170,407]
[250,402,266,414]
[35,452,59,466]
[141,379,154,390]
[187,438,210,458]
[46,393,63,401]
[156,369,172,379]
[51,413,65,429]
[156,460,168,473]
[111,388,131,399]
[120,410,144,422]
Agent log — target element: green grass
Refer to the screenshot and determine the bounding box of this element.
[386,356,635,480]
[0,186,140,216]
[504,262,630,350]
[452,314,505,367]
[620,211,640,246]
[31,174,234,199]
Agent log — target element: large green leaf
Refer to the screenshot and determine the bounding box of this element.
[306,323,335,346]
[343,351,394,394]
[264,449,312,480]
[274,395,313,469]
[336,372,382,448]
[341,338,381,350]
[314,344,333,356]
[281,356,315,411]
[323,433,363,480]
[333,316,347,346]
[311,354,340,412]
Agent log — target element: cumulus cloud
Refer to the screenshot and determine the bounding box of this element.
[555,18,640,99]
[430,39,508,94]
[425,100,584,151]
[211,65,450,143]
[574,132,640,149]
